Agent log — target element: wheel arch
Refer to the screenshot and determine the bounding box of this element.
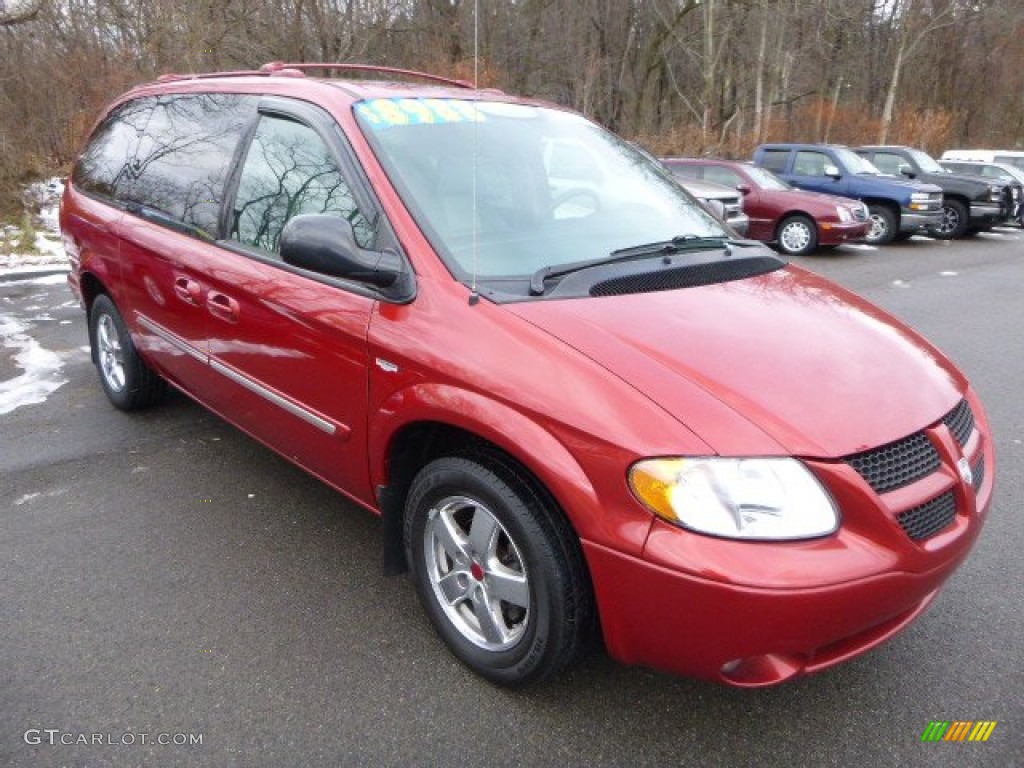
[774,210,818,238]
[861,197,899,217]
[79,271,110,365]
[370,386,603,576]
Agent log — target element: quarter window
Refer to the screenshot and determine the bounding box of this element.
[73,99,153,200]
[231,116,372,254]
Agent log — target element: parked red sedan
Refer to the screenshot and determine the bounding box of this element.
[662,158,870,255]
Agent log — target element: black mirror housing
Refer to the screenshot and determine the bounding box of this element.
[280,214,403,289]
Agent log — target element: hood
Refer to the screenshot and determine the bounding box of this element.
[870,174,943,194]
[931,170,1008,189]
[773,187,864,210]
[508,265,965,458]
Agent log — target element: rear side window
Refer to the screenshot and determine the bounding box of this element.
[759,150,789,173]
[74,94,256,237]
[230,116,373,254]
[119,94,257,236]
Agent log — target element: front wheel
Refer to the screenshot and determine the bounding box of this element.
[776,214,818,256]
[865,205,897,245]
[404,455,593,686]
[88,294,166,410]
[932,199,968,239]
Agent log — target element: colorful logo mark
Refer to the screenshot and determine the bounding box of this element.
[921,721,997,742]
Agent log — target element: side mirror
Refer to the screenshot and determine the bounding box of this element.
[900,165,916,178]
[280,214,402,289]
[824,164,841,179]
[736,184,752,195]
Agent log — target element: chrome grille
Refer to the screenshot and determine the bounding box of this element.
[897,491,957,541]
[845,432,941,494]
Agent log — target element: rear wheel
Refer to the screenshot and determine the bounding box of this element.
[776,215,818,256]
[88,294,165,410]
[933,199,968,239]
[404,454,593,686]
[865,205,897,245]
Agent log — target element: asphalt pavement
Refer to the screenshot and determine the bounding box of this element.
[2,231,1021,767]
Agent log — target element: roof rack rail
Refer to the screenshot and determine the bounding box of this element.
[259,62,475,89]
[157,70,268,83]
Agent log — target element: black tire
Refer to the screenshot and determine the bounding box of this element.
[775,214,818,256]
[88,294,166,410]
[403,454,593,686]
[932,199,969,239]
[865,205,898,245]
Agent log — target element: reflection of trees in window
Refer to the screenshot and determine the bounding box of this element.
[232,117,373,254]
[121,94,258,236]
[74,99,152,198]
[75,94,257,238]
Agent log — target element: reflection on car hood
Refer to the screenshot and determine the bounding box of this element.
[508,265,965,457]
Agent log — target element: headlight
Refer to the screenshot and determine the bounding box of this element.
[989,185,1003,202]
[629,457,839,540]
[836,206,852,223]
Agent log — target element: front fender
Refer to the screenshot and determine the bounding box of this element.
[369,382,653,556]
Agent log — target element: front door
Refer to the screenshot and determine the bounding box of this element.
[199,103,380,503]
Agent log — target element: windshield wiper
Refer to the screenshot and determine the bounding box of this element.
[528,234,730,296]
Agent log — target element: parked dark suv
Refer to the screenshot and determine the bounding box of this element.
[61,63,994,688]
[855,145,1014,238]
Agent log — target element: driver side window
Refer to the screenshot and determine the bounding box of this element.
[231,116,373,254]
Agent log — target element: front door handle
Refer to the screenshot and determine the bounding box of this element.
[173,276,202,305]
[207,291,240,323]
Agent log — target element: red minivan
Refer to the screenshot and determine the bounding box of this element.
[62,63,994,687]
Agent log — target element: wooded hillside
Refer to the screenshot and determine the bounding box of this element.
[2,0,1022,214]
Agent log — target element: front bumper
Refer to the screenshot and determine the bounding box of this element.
[967,201,1009,226]
[585,396,994,686]
[899,210,943,233]
[818,220,871,246]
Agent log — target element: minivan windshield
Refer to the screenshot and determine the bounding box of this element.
[355,98,725,283]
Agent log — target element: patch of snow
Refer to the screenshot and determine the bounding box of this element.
[0,314,67,415]
[3,273,69,286]
[1,177,68,275]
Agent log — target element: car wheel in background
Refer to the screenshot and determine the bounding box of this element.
[88,294,166,410]
[932,199,968,239]
[865,205,897,245]
[776,215,818,256]
[404,454,593,686]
